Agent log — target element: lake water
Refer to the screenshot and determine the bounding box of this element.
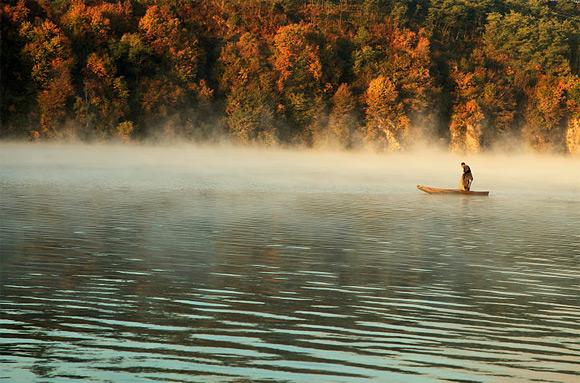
[1,144,579,382]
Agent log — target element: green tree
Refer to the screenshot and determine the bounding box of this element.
[484,11,575,76]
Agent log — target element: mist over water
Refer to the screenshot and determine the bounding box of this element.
[1,143,579,383]
[1,142,578,195]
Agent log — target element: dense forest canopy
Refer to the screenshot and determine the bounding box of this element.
[1,0,578,153]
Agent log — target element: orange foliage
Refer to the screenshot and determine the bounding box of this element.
[139,4,201,83]
[140,78,185,116]
[21,19,71,85]
[3,0,29,24]
[38,59,74,135]
[61,0,131,45]
[139,5,181,55]
[20,17,74,137]
[273,23,323,92]
[3,0,577,151]
[86,53,111,78]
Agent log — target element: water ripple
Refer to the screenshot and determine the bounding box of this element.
[1,182,579,382]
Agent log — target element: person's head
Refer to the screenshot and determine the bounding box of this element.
[461,162,465,166]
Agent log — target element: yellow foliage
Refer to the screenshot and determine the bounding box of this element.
[566,116,580,155]
[449,67,485,153]
[365,76,408,151]
[116,121,134,142]
[450,99,484,153]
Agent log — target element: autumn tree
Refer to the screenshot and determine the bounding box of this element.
[326,83,359,148]
[0,0,577,153]
[353,22,434,142]
[365,75,409,151]
[522,75,570,152]
[565,80,580,155]
[448,67,485,153]
[19,17,74,138]
[60,0,132,53]
[219,33,277,144]
[139,3,203,85]
[58,1,137,139]
[137,3,210,137]
[74,52,130,139]
[273,23,327,144]
[450,49,518,149]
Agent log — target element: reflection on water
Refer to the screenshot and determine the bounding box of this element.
[1,148,580,383]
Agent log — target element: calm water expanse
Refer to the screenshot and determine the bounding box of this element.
[1,144,579,383]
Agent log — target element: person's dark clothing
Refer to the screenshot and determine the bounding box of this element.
[461,164,473,191]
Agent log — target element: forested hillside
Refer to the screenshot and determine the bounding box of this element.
[1,0,578,153]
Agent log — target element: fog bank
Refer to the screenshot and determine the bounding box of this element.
[1,142,578,198]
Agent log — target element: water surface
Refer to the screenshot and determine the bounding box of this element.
[1,144,579,382]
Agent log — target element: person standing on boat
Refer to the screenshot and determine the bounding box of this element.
[460,162,473,191]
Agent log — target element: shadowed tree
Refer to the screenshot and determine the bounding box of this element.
[483,11,574,77]
[1,1,36,136]
[483,10,577,152]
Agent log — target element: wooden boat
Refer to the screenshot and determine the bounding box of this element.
[417,185,489,196]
